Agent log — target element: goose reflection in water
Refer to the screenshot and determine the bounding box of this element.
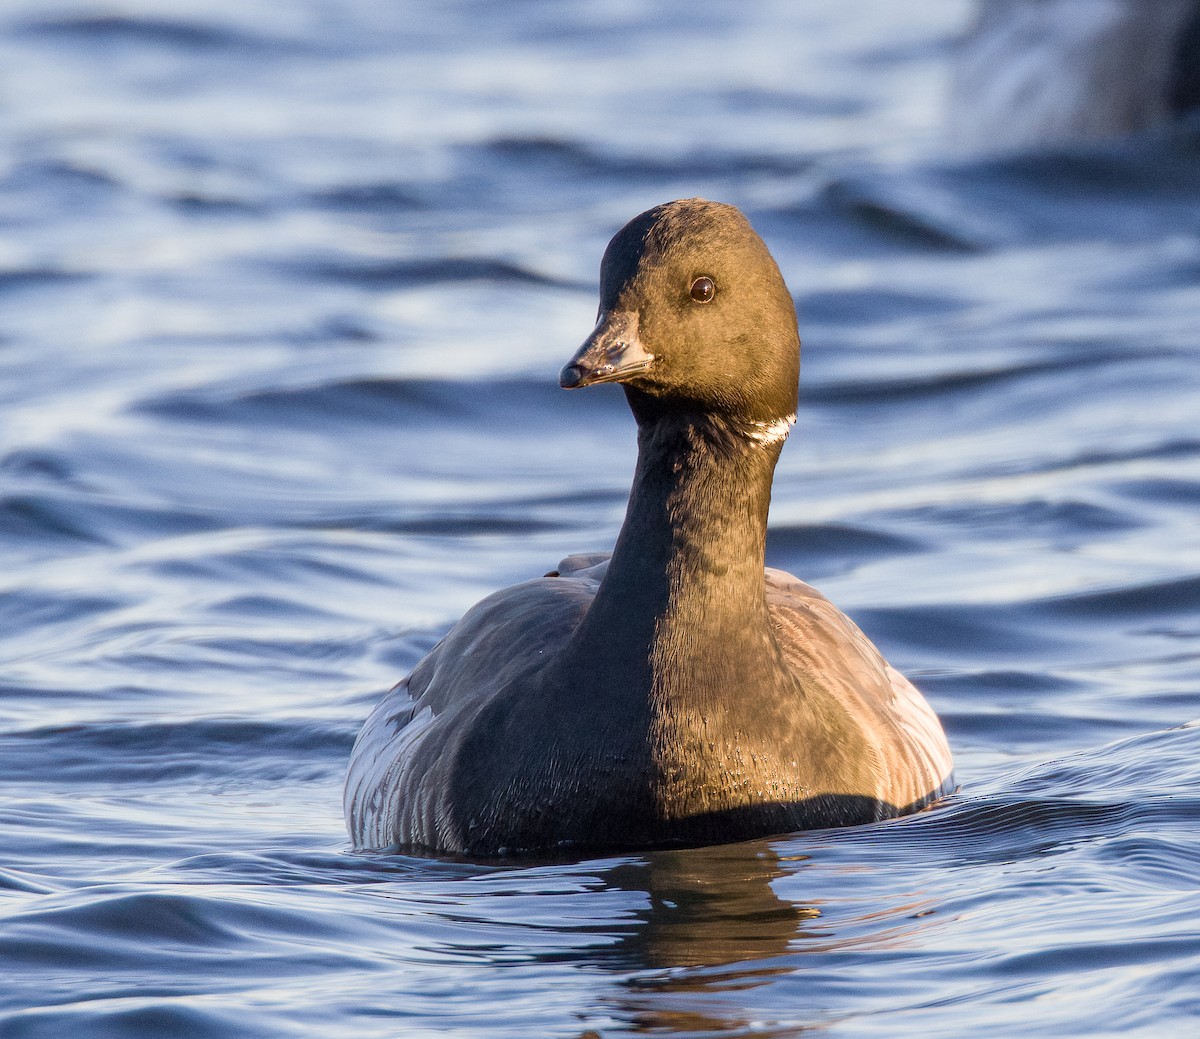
[549,839,938,1036]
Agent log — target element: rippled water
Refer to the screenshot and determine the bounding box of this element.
[3,1,1200,1035]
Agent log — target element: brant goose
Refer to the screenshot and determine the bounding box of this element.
[346,199,954,856]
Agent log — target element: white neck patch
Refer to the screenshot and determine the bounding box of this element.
[742,413,796,446]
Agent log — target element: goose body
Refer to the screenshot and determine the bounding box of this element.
[345,199,954,856]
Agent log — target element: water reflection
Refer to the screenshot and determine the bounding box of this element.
[599,841,817,971]
[575,837,932,1036]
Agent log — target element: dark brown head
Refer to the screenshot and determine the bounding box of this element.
[560,199,800,427]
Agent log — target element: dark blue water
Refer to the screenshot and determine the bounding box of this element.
[3,1,1200,1035]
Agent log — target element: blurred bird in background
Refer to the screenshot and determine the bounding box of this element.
[950,0,1200,148]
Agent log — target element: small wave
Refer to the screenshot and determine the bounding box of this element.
[813,785,1199,878]
[1,158,121,196]
[0,449,77,483]
[300,513,570,537]
[0,867,57,895]
[767,522,923,576]
[16,13,279,54]
[0,888,378,999]
[204,594,339,623]
[134,377,461,426]
[980,143,1200,197]
[801,287,966,326]
[1112,475,1200,506]
[819,177,983,252]
[0,1004,279,1039]
[478,134,809,180]
[1035,574,1200,620]
[806,350,1144,407]
[894,498,1141,540]
[0,158,127,231]
[902,795,1144,860]
[0,268,91,295]
[6,892,241,962]
[1,491,222,552]
[806,359,1048,404]
[855,602,1072,661]
[1011,725,1200,801]
[307,182,425,213]
[1095,833,1200,889]
[288,254,584,291]
[132,375,622,431]
[1023,437,1200,481]
[166,846,428,886]
[0,495,106,547]
[0,719,354,785]
[168,191,268,215]
[0,590,125,639]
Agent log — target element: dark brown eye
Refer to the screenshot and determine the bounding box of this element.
[689,276,716,303]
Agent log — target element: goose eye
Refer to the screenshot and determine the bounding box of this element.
[689,276,716,303]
